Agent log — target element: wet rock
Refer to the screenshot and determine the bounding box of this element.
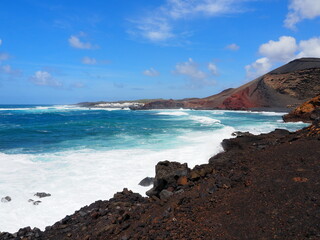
[146,161,190,197]
[28,199,41,205]
[1,196,11,203]
[34,192,51,198]
[138,177,154,187]
[232,131,253,137]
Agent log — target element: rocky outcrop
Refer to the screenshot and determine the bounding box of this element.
[146,161,190,199]
[283,95,320,122]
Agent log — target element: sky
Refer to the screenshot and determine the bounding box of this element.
[0,0,320,104]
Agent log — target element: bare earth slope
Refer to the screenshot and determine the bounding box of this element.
[135,58,320,110]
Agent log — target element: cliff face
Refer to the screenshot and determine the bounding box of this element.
[283,95,320,122]
[133,58,320,110]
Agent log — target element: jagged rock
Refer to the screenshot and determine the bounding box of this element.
[34,192,51,198]
[232,131,254,137]
[28,199,41,205]
[138,177,154,187]
[1,196,11,203]
[283,95,320,122]
[146,161,190,197]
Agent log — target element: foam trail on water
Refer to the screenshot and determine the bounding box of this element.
[0,126,234,232]
[190,116,221,125]
[156,111,189,116]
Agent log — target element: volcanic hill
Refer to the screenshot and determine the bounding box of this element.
[132,58,320,111]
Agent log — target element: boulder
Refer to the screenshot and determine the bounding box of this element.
[1,196,11,203]
[138,177,154,187]
[34,192,51,198]
[146,161,190,197]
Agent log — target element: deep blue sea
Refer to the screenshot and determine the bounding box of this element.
[0,105,308,232]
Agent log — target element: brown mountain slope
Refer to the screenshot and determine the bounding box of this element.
[135,58,320,110]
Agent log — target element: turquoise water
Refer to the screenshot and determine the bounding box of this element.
[0,105,306,154]
[0,105,308,232]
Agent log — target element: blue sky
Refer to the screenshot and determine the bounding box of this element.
[0,0,319,104]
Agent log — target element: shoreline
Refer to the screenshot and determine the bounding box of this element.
[0,98,318,238]
[1,116,318,239]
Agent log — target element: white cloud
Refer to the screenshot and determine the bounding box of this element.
[68,35,95,49]
[174,58,216,88]
[174,58,206,80]
[136,17,174,42]
[132,0,253,42]
[259,36,298,62]
[167,0,247,19]
[143,67,160,77]
[246,35,320,79]
[226,43,240,51]
[30,71,63,87]
[245,57,272,79]
[285,0,320,29]
[208,62,218,75]
[297,37,320,58]
[82,56,97,65]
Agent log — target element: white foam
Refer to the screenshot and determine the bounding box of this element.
[0,105,86,112]
[0,126,234,233]
[258,111,287,116]
[190,116,221,125]
[156,111,189,116]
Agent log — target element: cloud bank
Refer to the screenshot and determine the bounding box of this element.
[285,0,320,29]
[131,0,253,42]
[246,36,320,79]
[30,71,63,87]
[174,58,217,88]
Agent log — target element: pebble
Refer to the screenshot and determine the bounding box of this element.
[1,196,11,203]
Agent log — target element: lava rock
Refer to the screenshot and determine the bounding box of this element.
[138,177,154,187]
[1,196,11,203]
[146,161,190,197]
[232,131,253,137]
[34,192,51,198]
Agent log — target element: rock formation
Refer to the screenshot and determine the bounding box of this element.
[283,95,320,122]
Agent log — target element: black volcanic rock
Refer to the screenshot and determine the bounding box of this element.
[270,58,320,74]
[138,177,154,187]
[146,161,190,197]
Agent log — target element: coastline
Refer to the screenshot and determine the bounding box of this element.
[0,108,319,239]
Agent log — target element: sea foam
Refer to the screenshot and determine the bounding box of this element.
[0,126,234,232]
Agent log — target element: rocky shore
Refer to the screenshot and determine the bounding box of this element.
[1,97,320,239]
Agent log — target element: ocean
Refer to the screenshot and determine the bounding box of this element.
[0,105,308,232]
